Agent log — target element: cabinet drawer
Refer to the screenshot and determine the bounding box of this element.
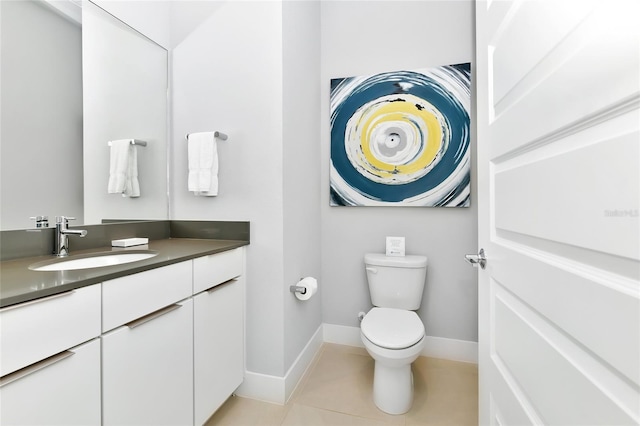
[193,248,243,294]
[0,339,101,426]
[0,285,101,377]
[102,261,192,332]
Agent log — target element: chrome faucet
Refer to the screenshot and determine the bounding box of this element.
[54,216,87,257]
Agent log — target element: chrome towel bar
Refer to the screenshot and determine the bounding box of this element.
[185,131,228,141]
[107,139,147,147]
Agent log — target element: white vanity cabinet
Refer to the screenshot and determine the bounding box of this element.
[0,285,102,425]
[0,245,246,426]
[101,261,194,426]
[193,248,245,425]
[102,248,245,426]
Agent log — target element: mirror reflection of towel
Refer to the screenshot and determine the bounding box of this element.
[187,132,218,197]
[108,139,140,198]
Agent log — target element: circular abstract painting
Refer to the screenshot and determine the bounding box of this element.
[330,63,471,207]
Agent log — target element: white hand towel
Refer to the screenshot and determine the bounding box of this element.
[108,139,131,194]
[125,145,140,198]
[187,132,218,196]
[108,139,140,198]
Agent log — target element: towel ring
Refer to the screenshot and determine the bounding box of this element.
[185,131,228,141]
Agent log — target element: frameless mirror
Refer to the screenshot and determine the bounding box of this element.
[0,0,168,231]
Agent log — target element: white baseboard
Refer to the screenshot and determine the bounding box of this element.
[422,334,478,363]
[323,323,365,348]
[284,325,324,402]
[234,370,285,404]
[323,323,478,364]
[235,324,323,405]
[236,323,477,404]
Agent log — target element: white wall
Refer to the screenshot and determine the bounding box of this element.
[0,0,83,230]
[82,2,168,224]
[171,1,287,377]
[171,0,323,380]
[282,0,322,373]
[320,1,478,342]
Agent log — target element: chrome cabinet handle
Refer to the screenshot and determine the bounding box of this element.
[465,248,487,269]
[126,304,182,329]
[205,278,239,293]
[0,290,75,313]
[0,350,75,388]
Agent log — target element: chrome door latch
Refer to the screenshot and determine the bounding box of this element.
[465,248,487,269]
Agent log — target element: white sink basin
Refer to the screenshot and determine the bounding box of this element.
[29,251,158,272]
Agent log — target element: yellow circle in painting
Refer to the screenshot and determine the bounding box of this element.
[359,101,442,176]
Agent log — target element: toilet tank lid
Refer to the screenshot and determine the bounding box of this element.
[364,253,427,268]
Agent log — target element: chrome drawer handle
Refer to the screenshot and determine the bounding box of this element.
[0,290,75,313]
[0,350,75,388]
[205,278,239,293]
[126,304,182,329]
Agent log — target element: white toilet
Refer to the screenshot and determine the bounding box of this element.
[360,253,428,415]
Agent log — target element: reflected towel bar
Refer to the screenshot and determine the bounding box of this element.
[107,139,147,147]
[185,131,228,141]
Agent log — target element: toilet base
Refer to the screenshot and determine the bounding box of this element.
[373,362,414,415]
[361,332,425,415]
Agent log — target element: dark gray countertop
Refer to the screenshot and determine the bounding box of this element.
[0,238,248,308]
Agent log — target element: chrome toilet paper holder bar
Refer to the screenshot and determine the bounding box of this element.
[289,285,307,295]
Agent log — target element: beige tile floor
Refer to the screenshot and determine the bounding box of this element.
[206,343,478,426]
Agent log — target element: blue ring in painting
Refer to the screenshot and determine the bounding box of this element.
[330,64,470,205]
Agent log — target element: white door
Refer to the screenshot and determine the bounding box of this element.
[476,1,639,424]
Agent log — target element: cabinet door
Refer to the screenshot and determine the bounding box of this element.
[0,339,101,426]
[194,277,244,425]
[102,299,193,426]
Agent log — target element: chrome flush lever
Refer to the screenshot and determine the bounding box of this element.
[464,248,487,269]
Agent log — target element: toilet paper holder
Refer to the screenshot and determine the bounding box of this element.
[290,277,318,301]
[290,276,311,294]
[289,285,307,295]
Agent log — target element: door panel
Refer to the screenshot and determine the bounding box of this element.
[487,1,640,157]
[494,126,639,259]
[494,282,637,424]
[491,1,594,109]
[492,247,639,385]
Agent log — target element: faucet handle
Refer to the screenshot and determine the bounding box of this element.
[55,216,76,224]
[30,216,49,228]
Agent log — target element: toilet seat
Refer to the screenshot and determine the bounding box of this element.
[361,307,425,349]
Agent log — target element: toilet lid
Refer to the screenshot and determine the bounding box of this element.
[361,308,425,349]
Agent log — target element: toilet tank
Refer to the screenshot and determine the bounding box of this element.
[364,253,427,310]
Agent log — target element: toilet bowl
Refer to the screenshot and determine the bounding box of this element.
[361,307,426,414]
